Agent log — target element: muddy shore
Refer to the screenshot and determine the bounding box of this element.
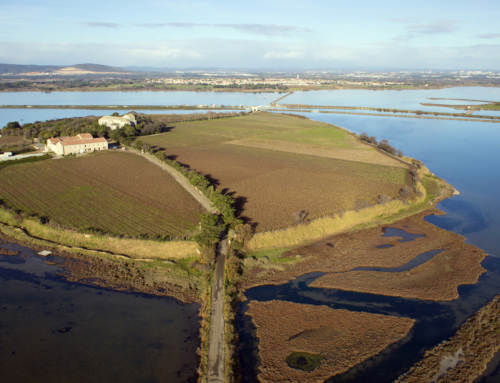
[247,300,415,382]
[0,232,199,303]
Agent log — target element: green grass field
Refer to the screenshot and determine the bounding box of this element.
[144,112,329,149]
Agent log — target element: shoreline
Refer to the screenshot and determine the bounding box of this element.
[0,231,200,303]
[0,219,201,304]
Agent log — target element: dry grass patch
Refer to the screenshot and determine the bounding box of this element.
[247,300,415,382]
[240,206,478,292]
[310,242,486,301]
[0,209,199,260]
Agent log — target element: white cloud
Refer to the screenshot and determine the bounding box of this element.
[79,21,311,36]
[1,39,499,69]
[477,33,500,39]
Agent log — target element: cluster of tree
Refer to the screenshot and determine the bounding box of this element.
[1,121,22,136]
[1,117,107,141]
[0,81,33,90]
[359,132,403,157]
[3,111,248,145]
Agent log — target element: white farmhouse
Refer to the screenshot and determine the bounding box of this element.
[47,133,108,155]
[98,113,136,130]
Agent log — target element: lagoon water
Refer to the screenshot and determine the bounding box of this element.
[0,90,277,107]
[283,87,500,114]
[2,87,500,382]
[0,244,200,383]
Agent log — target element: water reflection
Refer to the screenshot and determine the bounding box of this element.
[0,244,200,383]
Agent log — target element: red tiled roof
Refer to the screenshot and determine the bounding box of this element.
[77,133,93,139]
[60,137,107,146]
[48,134,107,147]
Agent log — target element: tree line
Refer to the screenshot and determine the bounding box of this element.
[1,111,249,143]
[359,132,404,157]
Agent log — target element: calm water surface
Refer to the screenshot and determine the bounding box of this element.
[284,87,500,113]
[0,91,277,107]
[0,243,200,383]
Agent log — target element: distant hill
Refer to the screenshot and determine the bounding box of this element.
[0,64,62,75]
[71,63,130,73]
[0,63,132,75]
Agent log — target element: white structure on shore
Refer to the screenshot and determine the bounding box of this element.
[47,133,108,155]
[98,113,136,130]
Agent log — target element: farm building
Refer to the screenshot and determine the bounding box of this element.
[98,113,136,130]
[47,133,108,155]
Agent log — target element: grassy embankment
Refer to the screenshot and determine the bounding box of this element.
[481,102,500,110]
[274,103,500,121]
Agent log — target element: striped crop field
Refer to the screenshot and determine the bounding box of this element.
[142,113,410,232]
[0,151,203,236]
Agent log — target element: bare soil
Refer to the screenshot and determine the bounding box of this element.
[168,143,405,232]
[247,300,415,382]
[0,136,28,146]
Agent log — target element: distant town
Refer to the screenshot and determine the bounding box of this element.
[1,63,500,92]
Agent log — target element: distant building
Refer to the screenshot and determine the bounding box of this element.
[98,113,136,130]
[251,106,260,112]
[0,152,13,160]
[47,133,108,155]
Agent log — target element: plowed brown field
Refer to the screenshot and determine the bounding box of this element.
[169,143,405,232]
[142,113,409,232]
[0,151,203,236]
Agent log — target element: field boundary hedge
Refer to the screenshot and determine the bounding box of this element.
[131,144,241,229]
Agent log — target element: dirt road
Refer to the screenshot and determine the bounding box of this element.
[125,149,217,214]
[207,235,228,382]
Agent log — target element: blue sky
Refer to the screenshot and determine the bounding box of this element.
[1,0,500,69]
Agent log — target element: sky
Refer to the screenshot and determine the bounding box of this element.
[1,0,500,70]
